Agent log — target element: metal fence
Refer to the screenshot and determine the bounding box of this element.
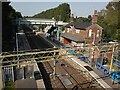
[3,66,14,82]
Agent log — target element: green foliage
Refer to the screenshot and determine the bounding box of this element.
[2,2,22,51]
[98,1,120,41]
[15,12,22,18]
[33,3,71,22]
[4,81,15,90]
[74,16,92,22]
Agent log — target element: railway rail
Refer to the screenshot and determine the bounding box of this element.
[42,57,105,89]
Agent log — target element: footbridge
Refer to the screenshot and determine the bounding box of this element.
[16,18,68,26]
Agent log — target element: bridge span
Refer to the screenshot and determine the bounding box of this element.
[16,18,68,26]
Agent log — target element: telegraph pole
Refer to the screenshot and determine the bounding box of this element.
[53,46,56,79]
[109,44,115,73]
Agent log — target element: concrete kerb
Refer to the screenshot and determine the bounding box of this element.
[67,53,113,90]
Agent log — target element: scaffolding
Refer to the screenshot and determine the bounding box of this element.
[0,43,120,89]
[0,48,66,67]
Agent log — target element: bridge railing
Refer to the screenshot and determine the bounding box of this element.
[16,18,68,26]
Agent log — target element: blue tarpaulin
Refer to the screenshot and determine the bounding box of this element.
[113,60,120,68]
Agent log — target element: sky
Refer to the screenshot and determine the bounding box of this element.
[10,1,111,17]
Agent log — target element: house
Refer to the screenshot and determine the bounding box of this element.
[60,10,103,46]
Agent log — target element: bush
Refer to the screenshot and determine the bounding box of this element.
[4,81,15,90]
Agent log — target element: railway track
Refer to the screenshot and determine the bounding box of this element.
[61,60,103,89]
[25,31,105,89]
[42,58,105,89]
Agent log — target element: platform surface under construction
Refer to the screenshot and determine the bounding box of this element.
[40,57,105,89]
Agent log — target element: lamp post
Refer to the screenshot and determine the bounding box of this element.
[16,32,25,79]
[109,44,115,73]
[53,46,56,80]
[16,33,24,68]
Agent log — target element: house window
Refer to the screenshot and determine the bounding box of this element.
[76,29,80,33]
[67,28,70,33]
[89,29,92,37]
[97,30,100,37]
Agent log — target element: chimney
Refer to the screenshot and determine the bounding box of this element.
[92,10,98,24]
[70,13,74,22]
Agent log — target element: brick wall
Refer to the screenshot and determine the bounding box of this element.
[86,24,102,44]
[64,24,102,45]
[61,37,71,45]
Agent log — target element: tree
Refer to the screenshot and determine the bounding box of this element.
[88,15,92,22]
[33,3,71,22]
[98,1,120,41]
[15,12,22,18]
[2,2,22,51]
[75,16,91,22]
